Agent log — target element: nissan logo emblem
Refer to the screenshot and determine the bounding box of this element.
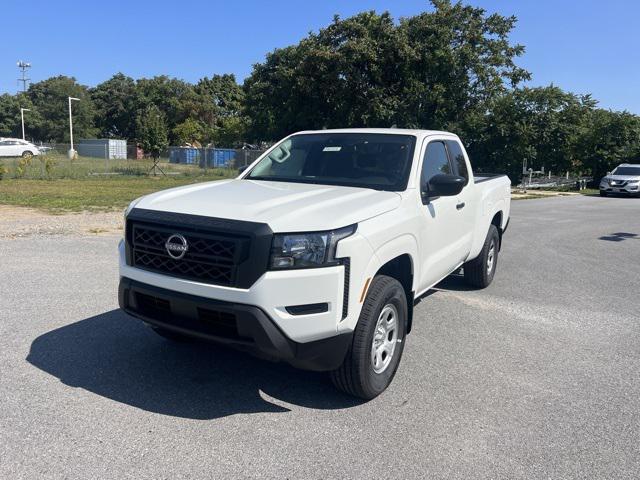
[165,234,189,260]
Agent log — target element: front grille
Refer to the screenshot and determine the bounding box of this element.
[126,209,273,289]
[130,223,249,286]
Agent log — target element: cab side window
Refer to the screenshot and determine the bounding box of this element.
[421,141,451,187]
[445,140,469,185]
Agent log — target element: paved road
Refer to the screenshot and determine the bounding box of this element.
[1,195,639,479]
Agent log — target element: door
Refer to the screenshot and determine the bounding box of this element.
[7,140,21,157]
[445,140,476,259]
[416,140,469,290]
[0,140,15,157]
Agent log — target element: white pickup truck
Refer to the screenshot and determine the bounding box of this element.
[119,129,511,399]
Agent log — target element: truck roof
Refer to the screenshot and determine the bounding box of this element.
[294,128,459,138]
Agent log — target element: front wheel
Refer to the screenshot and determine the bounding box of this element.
[599,190,607,197]
[463,224,500,288]
[21,150,33,160]
[330,275,407,400]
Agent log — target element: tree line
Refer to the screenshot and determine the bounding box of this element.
[1,0,638,180]
[0,73,246,149]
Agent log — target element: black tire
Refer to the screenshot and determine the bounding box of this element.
[149,325,193,342]
[599,190,607,197]
[330,275,407,400]
[463,224,500,289]
[21,150,33,159]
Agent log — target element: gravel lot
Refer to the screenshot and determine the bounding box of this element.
[1,195,639,479]
[0,205,121,238]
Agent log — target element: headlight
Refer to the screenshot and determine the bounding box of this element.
[627,180,639,184]
[270,225,356,270]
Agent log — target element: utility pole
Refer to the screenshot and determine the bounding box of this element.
[68,97,80,159]
[20,108,30,140]
[17,61,31,92]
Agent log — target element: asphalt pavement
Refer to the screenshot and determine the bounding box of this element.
[1,195,639,479]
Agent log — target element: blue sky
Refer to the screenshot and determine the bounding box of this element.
[2,0,639,112]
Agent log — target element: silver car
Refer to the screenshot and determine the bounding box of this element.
[599,164,640,197]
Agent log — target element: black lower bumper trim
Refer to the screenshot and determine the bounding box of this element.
[118,277,352,371]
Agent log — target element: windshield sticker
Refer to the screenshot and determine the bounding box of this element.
[323,146,342,152]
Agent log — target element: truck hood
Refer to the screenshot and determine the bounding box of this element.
[134,179,401,231]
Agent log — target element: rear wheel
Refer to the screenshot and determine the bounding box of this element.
[330,275,407,400]
[463,224,500,288]
[21,150,33,160]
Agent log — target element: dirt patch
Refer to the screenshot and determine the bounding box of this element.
[511,189,580,200]
[0,205,122,239]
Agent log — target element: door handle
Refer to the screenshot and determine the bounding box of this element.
[456,202,465,210]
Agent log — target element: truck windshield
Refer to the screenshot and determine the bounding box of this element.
[612,166,640,176]
[246,133,417,191]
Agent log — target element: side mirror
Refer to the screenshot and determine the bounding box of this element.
[238,165,248,174]
[423,174,466,199]
[606,171,611,175]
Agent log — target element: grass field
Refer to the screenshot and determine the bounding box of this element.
[0,176,236,213]
[0,154,236,213]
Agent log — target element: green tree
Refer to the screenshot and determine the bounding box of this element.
[27,76,96,142]
[136,105,169,160]
[192,74,246,145]
[172,118,207,145]
[574,109,640,181]
[195,74,245,118]
[91,73,137,139]
[243,1,530,140]
[213,116,248,147]
[0,93,34,138]
[460,86,596,181]
[133,76,195,143]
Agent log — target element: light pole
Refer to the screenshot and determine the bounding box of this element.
[68,97,80,159]
[20,108,30,140]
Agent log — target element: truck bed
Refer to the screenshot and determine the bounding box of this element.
[475,173,509,184]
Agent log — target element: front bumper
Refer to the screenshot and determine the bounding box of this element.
[600,184,640,195]
[119,277,353,371]
[119,239,349,343]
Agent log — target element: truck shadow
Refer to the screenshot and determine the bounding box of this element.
[432,273,476,292]
[26,310,362,420]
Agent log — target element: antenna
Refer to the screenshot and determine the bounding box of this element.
[17,61,31,92]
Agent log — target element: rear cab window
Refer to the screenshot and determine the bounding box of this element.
[445,140,469,185]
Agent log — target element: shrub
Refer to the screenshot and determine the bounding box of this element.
[44,157,56,177]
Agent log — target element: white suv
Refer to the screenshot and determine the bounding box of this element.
[0,138,40,158]
[599,164,640,197]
